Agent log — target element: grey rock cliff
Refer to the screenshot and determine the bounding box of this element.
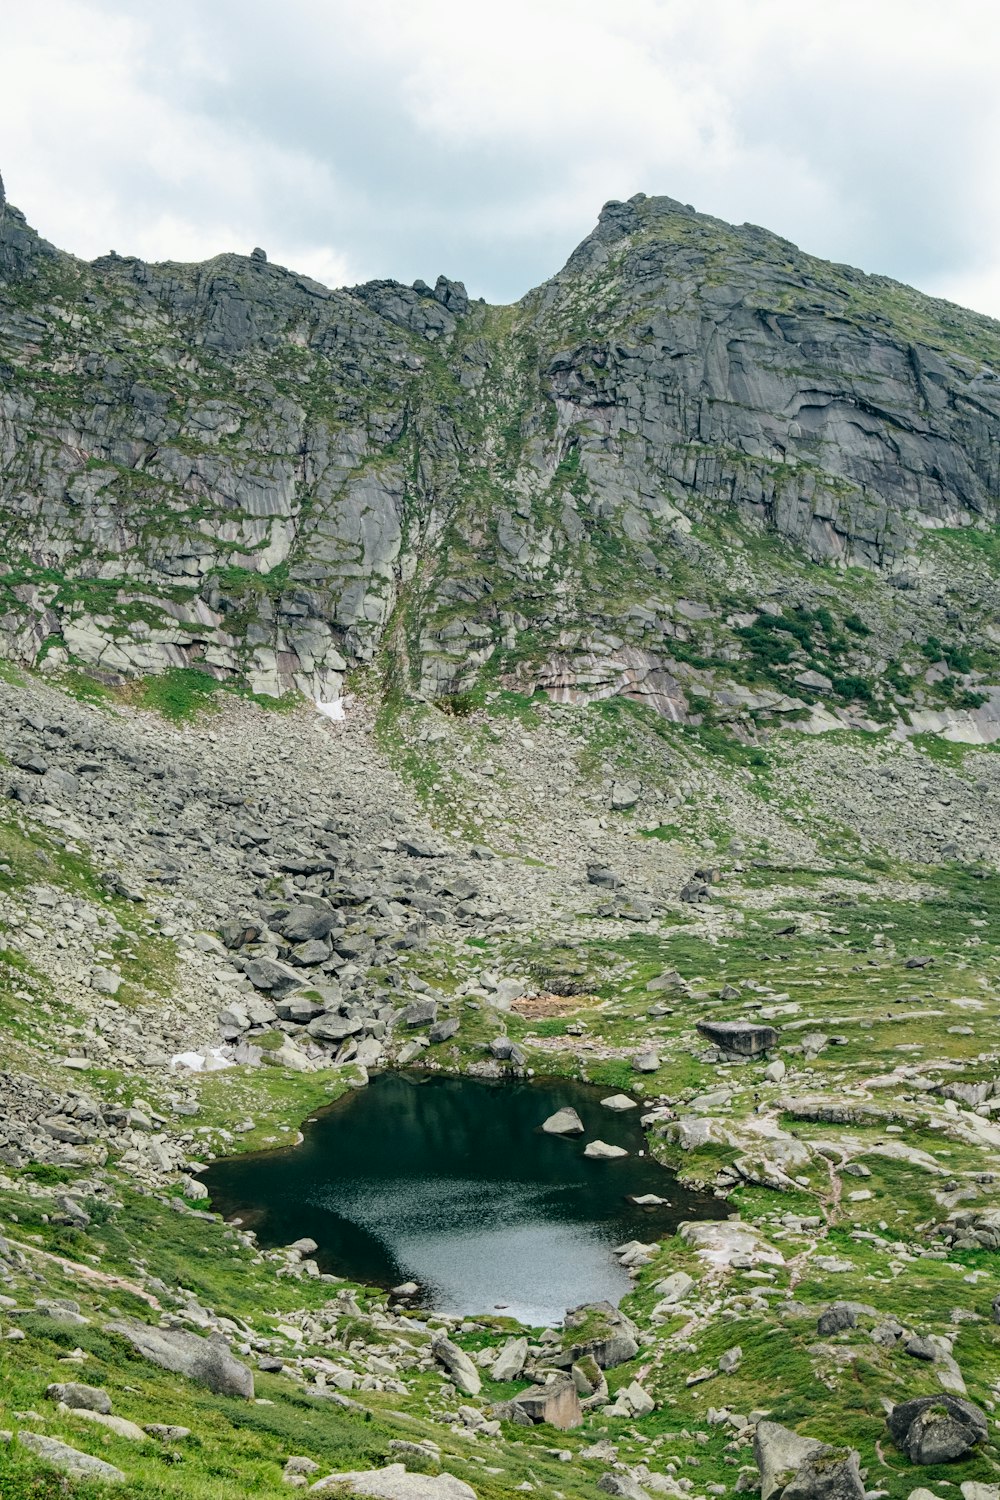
[2,178,1000,734]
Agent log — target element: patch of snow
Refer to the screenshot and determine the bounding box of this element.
[170,1048,233,1073]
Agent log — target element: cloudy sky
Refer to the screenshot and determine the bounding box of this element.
[3,0,1000,316]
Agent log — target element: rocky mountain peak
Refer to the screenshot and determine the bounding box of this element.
[1,180,1000,746]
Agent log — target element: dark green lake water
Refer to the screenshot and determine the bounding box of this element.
[205,1072,723,1325]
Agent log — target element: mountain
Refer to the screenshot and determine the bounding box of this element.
[2,177,1000,1500]
[3,178,1000,739]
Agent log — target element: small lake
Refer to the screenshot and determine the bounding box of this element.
[205,1073,723,1325]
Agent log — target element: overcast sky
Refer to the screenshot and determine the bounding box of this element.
[3,0,1000,317]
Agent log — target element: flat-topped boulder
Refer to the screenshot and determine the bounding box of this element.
[697,1019,778,1056]
[510,1376,582,1430]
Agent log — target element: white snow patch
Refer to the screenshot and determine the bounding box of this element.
[170,1048,233,1073]
[315,698,345,721]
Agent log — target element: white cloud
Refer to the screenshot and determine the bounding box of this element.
[2,0,999,320]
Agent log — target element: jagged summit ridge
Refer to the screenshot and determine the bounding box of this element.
[1,176,1000,741]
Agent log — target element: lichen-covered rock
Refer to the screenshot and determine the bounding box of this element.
[310,1463,476,1497]
[754,1421,864,1500]
[887,1395,988,1464]
[17,1431,125,1483]
[107,1319,254,1399]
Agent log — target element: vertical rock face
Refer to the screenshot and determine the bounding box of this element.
[2,180,1000,726]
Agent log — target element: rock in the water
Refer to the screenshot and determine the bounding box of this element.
[17,1431,125,1483]
[601,1094,638,1111]
[310,1462,476,1497]
[583,1140,628,1159]
[541,1107,585,1135]
[887,1395,988,1464]
[107,1319,254,1398]
[431,1334,481,1396]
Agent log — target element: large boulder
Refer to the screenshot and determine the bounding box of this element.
[107,1319,254,1398]
[541,1107,584,1135]
[45,1381,111,1413]
[511,1377,582,1430]
[243,957,304,997]
[755,1421,864,1500]
[697,1019,778,1056]
[782,1449,866,1500]
[307,1012,364,1043]
[431,1334,481,1396]
[887,1395,988,1464]
[560,1301,639,1368]
[17,1431,125,1483]
[273,903,339,943]
[491,1336,528,1382]
[584,1139,628,1159]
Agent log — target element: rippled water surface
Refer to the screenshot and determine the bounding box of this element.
[205,1072,723,1324]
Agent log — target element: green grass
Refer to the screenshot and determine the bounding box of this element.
[131,668,224,722]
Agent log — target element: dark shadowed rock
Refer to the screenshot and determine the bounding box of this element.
[697,1020,778,1056]
[887,1394,988,1464]
[243,958,303,997]
[307,1012,365,1043]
